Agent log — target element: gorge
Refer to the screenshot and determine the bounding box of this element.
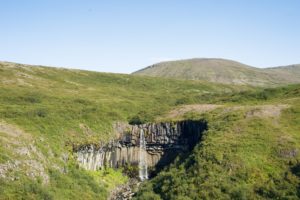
[75,120,207,176]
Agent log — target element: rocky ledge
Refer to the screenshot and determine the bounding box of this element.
[75,120,207,172]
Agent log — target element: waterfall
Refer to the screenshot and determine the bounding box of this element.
[139,129,148,181]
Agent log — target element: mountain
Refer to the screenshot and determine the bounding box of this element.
[133,58,300,86]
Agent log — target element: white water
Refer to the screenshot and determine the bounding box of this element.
[139,129,148,181]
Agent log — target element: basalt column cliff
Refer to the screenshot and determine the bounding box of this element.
[76,120,207,171]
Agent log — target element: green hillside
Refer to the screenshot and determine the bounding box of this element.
[0,61,244,199]
[133,58,300,86]
[1,61,300,199]
[135,85,300,199]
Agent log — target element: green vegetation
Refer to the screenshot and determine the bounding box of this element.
[0,164,126,200]
[0,62,243,199]
[200,83,300,104]
[0,62,242,145]
[0,61,300,199]
[134,86,300,200]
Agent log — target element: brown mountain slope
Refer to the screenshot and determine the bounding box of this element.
[133,58,300,86]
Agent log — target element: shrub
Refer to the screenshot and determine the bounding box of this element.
[122,163,139,178]
[35,109,47,117]
[128,111,154,125]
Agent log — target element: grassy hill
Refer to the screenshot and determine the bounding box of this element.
[0,61,244,199]
[133,58,300,86]
[0,61,300,199]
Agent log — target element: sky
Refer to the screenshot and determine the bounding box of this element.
[1,0,300,73]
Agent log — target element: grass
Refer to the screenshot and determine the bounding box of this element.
[0,62,245,199]
[135,86,300,200]
[1,61,300,199]
[0,164,126,200]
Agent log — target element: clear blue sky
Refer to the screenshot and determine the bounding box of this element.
[1,0,300,73]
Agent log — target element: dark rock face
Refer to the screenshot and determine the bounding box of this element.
[76,120,207,171]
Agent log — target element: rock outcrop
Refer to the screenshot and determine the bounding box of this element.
[76,120,207,171]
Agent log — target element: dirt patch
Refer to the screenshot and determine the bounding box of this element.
[244,104,290,118]
[161,104,222,119]
[0,121,30,139]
